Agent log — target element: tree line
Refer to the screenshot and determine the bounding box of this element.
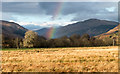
[2,30,116,48]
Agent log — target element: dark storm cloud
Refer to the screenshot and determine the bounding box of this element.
[38,2,117,15]
[38,2,118,21]
[63,2,118,21]
[38,2,60,15]
[1,2,118,21]
[71,12,118,21]
[62,2,117,14]
[2,2,62,15]
[2,2,44,14]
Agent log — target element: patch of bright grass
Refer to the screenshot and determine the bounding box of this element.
[1,48,43,51]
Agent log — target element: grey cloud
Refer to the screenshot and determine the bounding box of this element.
[38,2,60,15]
[1,2,118,22]
[38,2,118,21]
[2,2,118,15]
[66,2,118,21]
[38,2,117,15]
[2,2,44,14]
[62,2,117,14]
[72,12,117,22]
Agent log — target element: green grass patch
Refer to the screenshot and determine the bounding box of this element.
[1,48,44,51]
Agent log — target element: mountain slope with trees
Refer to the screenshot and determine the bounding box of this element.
[96,24,119,45]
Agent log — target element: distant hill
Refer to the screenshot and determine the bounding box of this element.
[1,20,28,38]
[23,24,42,30]
[36,19,119,39]
[96,24,119,39]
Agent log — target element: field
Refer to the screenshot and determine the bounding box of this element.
[1,46,118,72]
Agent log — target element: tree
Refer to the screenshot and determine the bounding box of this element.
[2,35,16,48]
[81,34,90,39]
[37,36,46,47]
[80,34,91,46]
[15,38,23,48]
[15,37,20,49]
[46,39,56,48]
[69,34,81,47]
[70,34,80,40]
[23,31,40,48]
[60,36,71,47]
[94,38,104,46]
[103,37,113,46]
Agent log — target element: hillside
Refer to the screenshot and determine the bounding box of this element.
[1,20,28,38]
[36,19,119,39]
[96,24,119,38]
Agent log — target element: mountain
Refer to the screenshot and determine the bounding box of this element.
[35,28,49,35]
[23,24,42,30]
[36,19,119,39]
[1,20,28,38]
[96,24,119,39]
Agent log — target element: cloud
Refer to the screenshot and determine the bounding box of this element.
[40,21,77,27]
[2,2,117,17]
[9,19,77,28]
[2,2,45,15]
[38,2,60,15]
[68,2,118,21]
[105,7,116,12]
[15,21,39,26]
[1,0,120,2]
[38,2,118,21]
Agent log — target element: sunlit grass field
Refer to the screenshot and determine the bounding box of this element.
[1,46,118,72]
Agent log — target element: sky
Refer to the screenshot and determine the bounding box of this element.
[1,2,118,30]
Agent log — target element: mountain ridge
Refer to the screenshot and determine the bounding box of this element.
[36,19,119,39]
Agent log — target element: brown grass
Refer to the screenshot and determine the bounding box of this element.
[1,46,118,72]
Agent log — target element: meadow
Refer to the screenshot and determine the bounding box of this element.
[1,46,118,72]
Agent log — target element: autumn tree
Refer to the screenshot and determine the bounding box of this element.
[15,37,21,49]
[103,37,113,46]
[94,38,104,46]
[23,31,40,48]
[60,36,71,47]
[80,34,91,46]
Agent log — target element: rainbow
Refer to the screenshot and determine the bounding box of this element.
[52,2,64,20]
[46,2,65,39]
[46,27,56,39]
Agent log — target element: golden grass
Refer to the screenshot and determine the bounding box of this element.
[1,46,118,72]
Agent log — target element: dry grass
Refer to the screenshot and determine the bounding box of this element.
[1,46,118,72]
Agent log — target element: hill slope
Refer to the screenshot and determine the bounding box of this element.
[96,24,119,39]
[1,20,28,38]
